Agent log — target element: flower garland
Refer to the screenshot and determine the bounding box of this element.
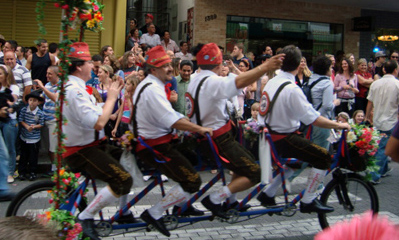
[38,209,84,240]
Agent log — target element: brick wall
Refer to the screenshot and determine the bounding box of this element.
[193,0,361,57]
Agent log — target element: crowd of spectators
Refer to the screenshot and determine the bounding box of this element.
[0,12,397,195]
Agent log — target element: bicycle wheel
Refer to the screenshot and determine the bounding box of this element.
[6,180,55,217]
[6,180,87,217]
[318,173,379,229]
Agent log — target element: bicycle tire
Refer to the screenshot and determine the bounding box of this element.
[6,180,87,217]
[318,173,379,229]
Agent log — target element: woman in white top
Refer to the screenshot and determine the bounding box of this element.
[0,65,19,183]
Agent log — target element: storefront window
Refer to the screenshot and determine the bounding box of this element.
[226,16,343,64]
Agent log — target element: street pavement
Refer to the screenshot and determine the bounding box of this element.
[1,156,398,240]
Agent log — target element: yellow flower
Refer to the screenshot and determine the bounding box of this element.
[86,19,95,28]
[60,169,65,176]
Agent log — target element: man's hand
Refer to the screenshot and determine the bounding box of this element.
[107,78,123,101]
[338,122,351,130]
[198,127,213,137]
[169,90,178,103]
[263,54,285,72]
[33,79,44,89]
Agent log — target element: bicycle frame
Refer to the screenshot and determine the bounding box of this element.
[59,130,354,233]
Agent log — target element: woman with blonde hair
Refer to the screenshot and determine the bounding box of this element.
[295,57,311,88]
[355,58,374,112]
[0,65,19,183]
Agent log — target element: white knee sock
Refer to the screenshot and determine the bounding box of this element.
[119,194,132,216]
[148,185,187,220]
[263,167,295,197]
[301,168,327,204]
[176,191,192,207]
[79,186,119,220]
[228,193,237,203]
[210,186,232,204]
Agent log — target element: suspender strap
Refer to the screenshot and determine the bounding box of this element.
[265,81,292,129]
[194,76,209,126]
[132,83,152,138]
[309,76,329,110]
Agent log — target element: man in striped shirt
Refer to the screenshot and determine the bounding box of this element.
[18,91,44,181]
[34,65,59,173]
[4,51,32,103]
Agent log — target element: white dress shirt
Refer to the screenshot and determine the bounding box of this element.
[186,70,241,130]
[140,33,161,48]
[63,75,104,146]
[258,71,320,133]
[367,74,399,131]
[133,74,184,139]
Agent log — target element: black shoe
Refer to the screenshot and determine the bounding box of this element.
[0,193,15,202]
[140,210,170,237]
[300,199,334,213]
[18,173,28,181]
[201,196,228,219]
[257,192,276,207]
[222,201,251,212]
[28,172,37,181]
[78,218,101,240]
[173,205,205,216]
[41,171,54,178]
[116,212,138,224]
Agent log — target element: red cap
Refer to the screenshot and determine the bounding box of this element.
[145,13,154,20]
[68,42,91,61]
[146,46,171,67]
[197,43,222,65]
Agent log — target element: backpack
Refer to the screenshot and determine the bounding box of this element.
[301,76,329,110]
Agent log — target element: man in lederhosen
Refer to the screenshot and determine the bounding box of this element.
[186,43,284,218]
[257,45,350,213]
[133,46,212,237]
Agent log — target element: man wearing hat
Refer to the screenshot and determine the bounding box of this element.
[140,13,162,36]
[374,51,387,80]
[186,43,283,218]
[133,45,212,237]
[18,90,44,181]
[62,42,132,240]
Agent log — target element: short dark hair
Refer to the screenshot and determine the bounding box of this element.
[383,60,398,74]
[48,43,58,54]
[92,54,103,63]
[163,30,170,35]
[280,45,302,72]
[68,58,85,74]
[6,40,18,51]
[312,55,332,75]
[17,45,25,53]
[180,60,193,70]
[35,39,47,46]
[180,41,187,47]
